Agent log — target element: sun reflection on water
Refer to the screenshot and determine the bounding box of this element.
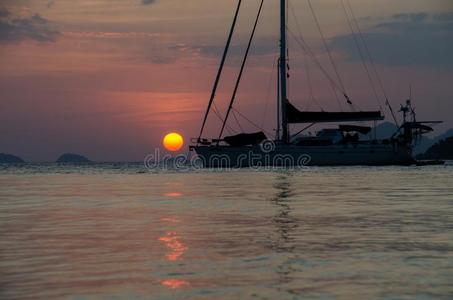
[158,232,187,261]
[159,215,189,289]
[164,192,183,197]
[160,279,190,289]
[160,217,181,223]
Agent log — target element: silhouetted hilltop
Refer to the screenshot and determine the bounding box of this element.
[413,128,453,155]
[56,153,91,163]
[0,153,25,163]
[417,136,453,160]
[373,122,398,139]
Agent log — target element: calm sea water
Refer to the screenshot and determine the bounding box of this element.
[1,163,452,300]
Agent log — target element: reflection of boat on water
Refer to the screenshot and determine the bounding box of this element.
[270,173,297,254]
[190,0,442,167]
[268,173,301,287]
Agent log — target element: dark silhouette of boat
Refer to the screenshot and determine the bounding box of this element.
[190,0,441,167]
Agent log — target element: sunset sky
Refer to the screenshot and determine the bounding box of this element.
[1,0,452,162]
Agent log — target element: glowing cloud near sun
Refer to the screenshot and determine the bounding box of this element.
[163,132,184,152]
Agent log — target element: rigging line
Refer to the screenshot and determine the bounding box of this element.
[287,2,343,111]
[211,103,236,134]
[211,104,223,121]
[198,0,242,141]
[307,0,348,109]
[232,107,274,137]
[225,125,234,135]
[218,0,265,141]
[211,104,224,121]
[303,53,323,111]
[261,50,279,129]
[340,0,381,111]
[344,2,381,112]
[385,99,399,126]
[287,4,335,92]
[291,123,316,138]
[287,28,344,102]
[345,0,398,125]
[345,0,386,100]
[232,109,244,132]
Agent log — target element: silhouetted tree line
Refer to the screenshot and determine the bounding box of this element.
[417,136,453,160]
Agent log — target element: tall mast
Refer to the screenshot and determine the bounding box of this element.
[280,0,289,143]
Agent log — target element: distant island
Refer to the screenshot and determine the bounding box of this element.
[417,136,453,160]
[56,153,91,163]
[0,153,25,163]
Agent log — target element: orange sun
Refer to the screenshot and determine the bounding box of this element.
[163,132,184,152]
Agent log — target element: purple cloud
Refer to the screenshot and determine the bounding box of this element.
[142,0,157,5]
[330,12,453,68]
[0,8,60,44]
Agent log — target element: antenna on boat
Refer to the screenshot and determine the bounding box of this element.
[409,83,412,101]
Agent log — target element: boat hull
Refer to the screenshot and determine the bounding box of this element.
[191,143,416,167]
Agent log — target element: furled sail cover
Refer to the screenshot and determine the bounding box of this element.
[287,102,384,123]
[224,131,267,147]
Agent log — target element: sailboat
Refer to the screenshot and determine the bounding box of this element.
[189,0,441,167]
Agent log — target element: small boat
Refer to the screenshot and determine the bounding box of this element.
[190,0,441,167]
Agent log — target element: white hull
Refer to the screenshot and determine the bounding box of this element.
[192,143,415,167]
